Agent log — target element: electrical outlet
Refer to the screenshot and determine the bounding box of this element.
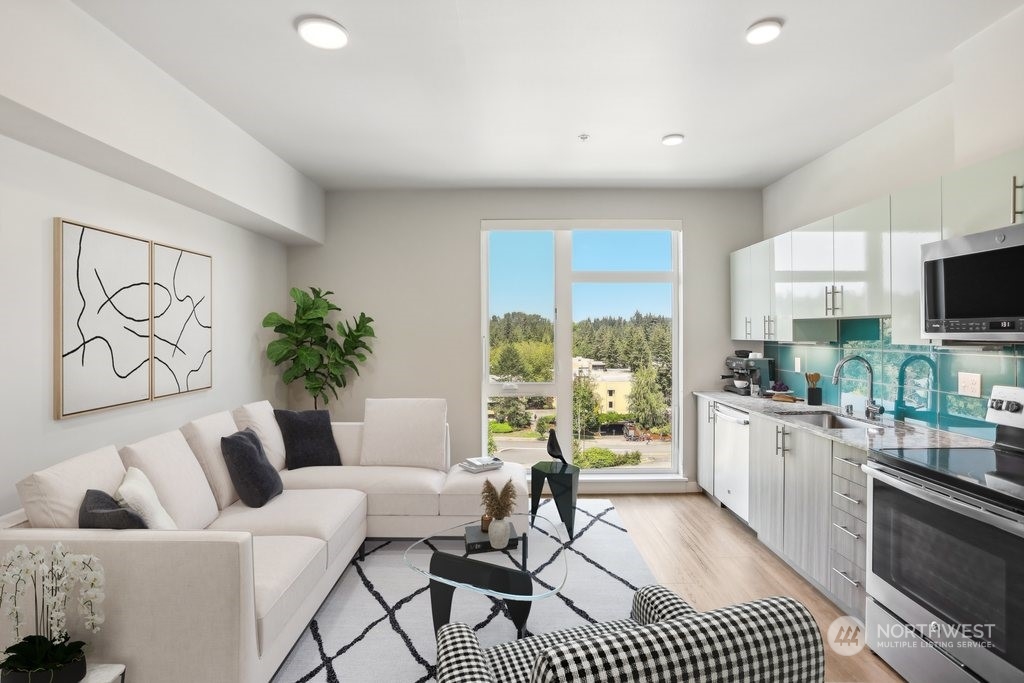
[795,357,802,372]
[958,372,982,397]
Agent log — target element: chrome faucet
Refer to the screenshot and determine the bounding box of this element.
[832,354,885,420]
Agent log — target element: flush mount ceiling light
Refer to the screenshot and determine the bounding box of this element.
[661,133,685,146]
[296,15,349,49]
[746,18,783,45]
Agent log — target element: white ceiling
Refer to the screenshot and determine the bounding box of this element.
[73,0,1024,190]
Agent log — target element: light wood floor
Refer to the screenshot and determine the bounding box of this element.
[602,493,903,683]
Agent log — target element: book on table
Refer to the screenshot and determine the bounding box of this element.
[464,523,519,553]
[459,457,504,473]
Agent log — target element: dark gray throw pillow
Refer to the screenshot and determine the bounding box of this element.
[78,489,147,529]
[274,409,341,469]
[221,428,284,507]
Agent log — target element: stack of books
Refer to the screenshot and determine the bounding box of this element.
[464,523,519,554]
[459,457,504,473]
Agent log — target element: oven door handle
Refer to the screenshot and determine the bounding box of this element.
[863,463,1024,539]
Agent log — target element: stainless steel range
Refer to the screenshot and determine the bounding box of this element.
[864,385,1024,683]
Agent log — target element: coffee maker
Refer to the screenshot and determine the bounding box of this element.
[722,356,776,395]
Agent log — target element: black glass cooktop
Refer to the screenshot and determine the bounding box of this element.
[871,446,1024,513]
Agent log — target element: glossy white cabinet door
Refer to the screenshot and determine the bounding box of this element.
[791,216,834,319]
[942,147,1024,238]
[770,232,793,342]
[891,179,941,345]
[833,195,891,318]
[750,239,772,340]
[730,248,751,340]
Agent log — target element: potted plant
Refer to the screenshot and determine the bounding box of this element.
[0,544,104,683]
[262,287,375,409]
[480,479,517,549]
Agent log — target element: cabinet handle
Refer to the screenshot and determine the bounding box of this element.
[775,425,781,456]
[833,285,843,314]
[707,401,715,423]
[833,491,861,505]
[745,317,752,339]
[834,456,861,467]
[763,316,769,338]
[833,523,861,540]
[769,316,776,338]
[780,427,789,454]
[825,286,832,315]
[832,567,861,588]
[1014,176,1023,223]
[775,425,788,457]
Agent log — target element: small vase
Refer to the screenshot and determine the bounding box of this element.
[488,517,511,549]
[1,656,86,683]
[480,513,493,532]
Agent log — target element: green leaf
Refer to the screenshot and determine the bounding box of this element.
[282,361,306,384]
[261,311,289,328]
[296,346,322,371]
[290,287,313,309]
[266,339,296,363]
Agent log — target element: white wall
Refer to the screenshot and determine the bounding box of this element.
[0,0,325,245]
[287,188,763,484]
[763,5,1024,237]
[0,134,289,514]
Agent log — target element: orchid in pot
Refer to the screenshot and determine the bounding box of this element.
[0,544,104,683]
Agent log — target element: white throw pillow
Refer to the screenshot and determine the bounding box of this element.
[232,400,287,471]
[115,467,177,530]
[16,445,126,528]
[181,411,241,509]
[119,430,219,529]
[359,398,448,471]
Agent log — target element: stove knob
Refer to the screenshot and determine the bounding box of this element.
[990,399,1005,410]
[1006,401,1023,414]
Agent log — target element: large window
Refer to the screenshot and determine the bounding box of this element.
[482,221,681,474]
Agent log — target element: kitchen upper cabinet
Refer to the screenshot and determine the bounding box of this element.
[770,233,793,342]
[832,195,891,318]
[748,413,784,550]
[730,248,751,340]
[730,240,773,341]
[782,427,832,588]
[942,147,1024,238]
[696,395,715,494]
[890,179,942,346]
[791,216,835,319]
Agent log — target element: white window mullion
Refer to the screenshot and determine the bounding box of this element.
[554,231,573,462]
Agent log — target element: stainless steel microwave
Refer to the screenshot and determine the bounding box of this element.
[922,222,1024,342]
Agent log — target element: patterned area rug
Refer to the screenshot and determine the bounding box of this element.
[272,499,657,683]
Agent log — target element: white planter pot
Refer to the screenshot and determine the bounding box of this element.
[487,518,511,549]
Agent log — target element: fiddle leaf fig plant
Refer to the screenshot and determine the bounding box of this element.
[262,287,375,409]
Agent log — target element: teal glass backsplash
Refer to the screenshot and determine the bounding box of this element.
[763,319,1024,440]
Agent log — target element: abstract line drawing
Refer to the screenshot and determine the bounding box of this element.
[152,243,212,398]
[56,219,151,418]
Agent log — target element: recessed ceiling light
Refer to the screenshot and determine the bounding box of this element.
[746,18,783,45]
[661,134,685,146]
[296,16,349,50]
[578,133,591,142]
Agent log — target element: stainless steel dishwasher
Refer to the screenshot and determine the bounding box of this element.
[712,404,750,522]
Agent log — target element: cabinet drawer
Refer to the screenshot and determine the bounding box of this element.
[830,508,867,569]
[832,450,867,487]
[830,550,866,620]
[831,475,867,521]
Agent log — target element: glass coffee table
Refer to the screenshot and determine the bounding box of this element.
[404,513,567,638]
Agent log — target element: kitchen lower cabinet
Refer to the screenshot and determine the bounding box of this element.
[696,395,715,494]
[782,427,833,588]
[748,413,784,549]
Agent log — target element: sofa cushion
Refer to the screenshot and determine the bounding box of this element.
[360,398,447,471]
[279,466,444,516]
[208,489,366,565]
[439,463,529,517]
[331,422,363,467]
[16,445,126,528]
[78,489,147,529]
[221,429,283,508]
[115,467,177,530]
[252,536,327,653]
[120,430,219,529]
[181,411,241,509]
[233,400,287,471]
[274,409,341,469]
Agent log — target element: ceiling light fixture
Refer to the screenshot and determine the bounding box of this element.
[746,18,783,45]
[296,15,349,50]
[661,134,685,146]
[578,133,591,142]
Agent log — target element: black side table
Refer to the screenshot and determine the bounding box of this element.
[530,461,580,538]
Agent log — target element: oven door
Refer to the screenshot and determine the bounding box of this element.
[864,463,1024,682]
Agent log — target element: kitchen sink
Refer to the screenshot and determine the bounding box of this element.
[780,411,883,430]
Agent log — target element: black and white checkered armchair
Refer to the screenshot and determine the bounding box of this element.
[435,585,824,682]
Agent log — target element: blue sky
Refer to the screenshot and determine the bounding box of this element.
[488,231,672,321]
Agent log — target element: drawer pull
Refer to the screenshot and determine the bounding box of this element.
[832,567,861,588]
[834,456,861,467]
[833,491,861,505]
[832,523,861,540]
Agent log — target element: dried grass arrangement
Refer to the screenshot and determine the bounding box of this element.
[480,479,517,519]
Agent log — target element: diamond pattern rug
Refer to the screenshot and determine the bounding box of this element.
[272,499,656,683]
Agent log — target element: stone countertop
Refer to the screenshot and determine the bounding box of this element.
[693,390,991,452]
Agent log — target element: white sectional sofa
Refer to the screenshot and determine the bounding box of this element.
[0,398,528,683]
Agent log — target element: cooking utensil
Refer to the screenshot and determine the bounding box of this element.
[805,372,821,388]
